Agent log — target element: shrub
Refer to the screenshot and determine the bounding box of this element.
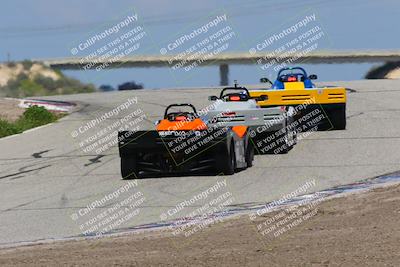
[0,119,20,138]
[0,106,59,138]
[19,79,45,97]
[21,60,34,70]
[20,105,57,125]
[6,62,16,68]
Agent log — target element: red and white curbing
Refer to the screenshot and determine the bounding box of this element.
[18,99,76,112]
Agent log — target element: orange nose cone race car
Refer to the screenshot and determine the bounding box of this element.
[118,104,253,179]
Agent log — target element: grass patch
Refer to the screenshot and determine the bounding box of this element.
[0,106,61,138]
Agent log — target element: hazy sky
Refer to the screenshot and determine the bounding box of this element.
[1,0,399,88]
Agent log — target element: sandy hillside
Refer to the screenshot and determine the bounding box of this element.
[0,62,59,87]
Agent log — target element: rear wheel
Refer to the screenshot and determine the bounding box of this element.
[287,106,297,146]
[277,135,290,154]
[217,143,236,175]
[276,122,291,154]
[328,104,346,130]
[292,128,298,145]
[245,143,254,167]
[121,156,138,179]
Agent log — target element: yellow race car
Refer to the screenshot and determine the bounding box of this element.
[249,67,346,130]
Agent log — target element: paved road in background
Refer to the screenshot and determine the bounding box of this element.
[1,79,399,245]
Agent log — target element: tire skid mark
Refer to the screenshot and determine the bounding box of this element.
[31,150,51,158]
[0,153,116,161]
[347,112,364,119]
[0,165,51,180]
[1,195,50,213]
[84,155,105,167]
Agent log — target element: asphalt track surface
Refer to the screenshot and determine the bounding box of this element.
[1,79,399,245]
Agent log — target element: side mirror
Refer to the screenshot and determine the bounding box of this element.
[208,95,218,101]
[256,95,268,101]
[260,77,272,84]
[154,120,161,125]
[308,74,318,80]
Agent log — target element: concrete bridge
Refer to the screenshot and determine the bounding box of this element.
[37,50,400,85]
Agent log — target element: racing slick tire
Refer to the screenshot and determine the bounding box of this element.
[277,133,290,154]
[217,143,236,175]
[121,155,138,179]
[276,121,293,154]
[292,129,298,145]
[329,104,346,130]
[245,143,254,168]
[287,106,297,145]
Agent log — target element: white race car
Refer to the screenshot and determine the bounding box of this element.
[206,83,297,154]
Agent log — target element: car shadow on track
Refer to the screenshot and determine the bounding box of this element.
[122,168,248,180]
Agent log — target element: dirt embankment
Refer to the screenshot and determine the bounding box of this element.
[0,98,24,121]
[0,184,399,266]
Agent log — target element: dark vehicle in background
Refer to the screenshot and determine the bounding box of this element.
[118,81,144,90]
